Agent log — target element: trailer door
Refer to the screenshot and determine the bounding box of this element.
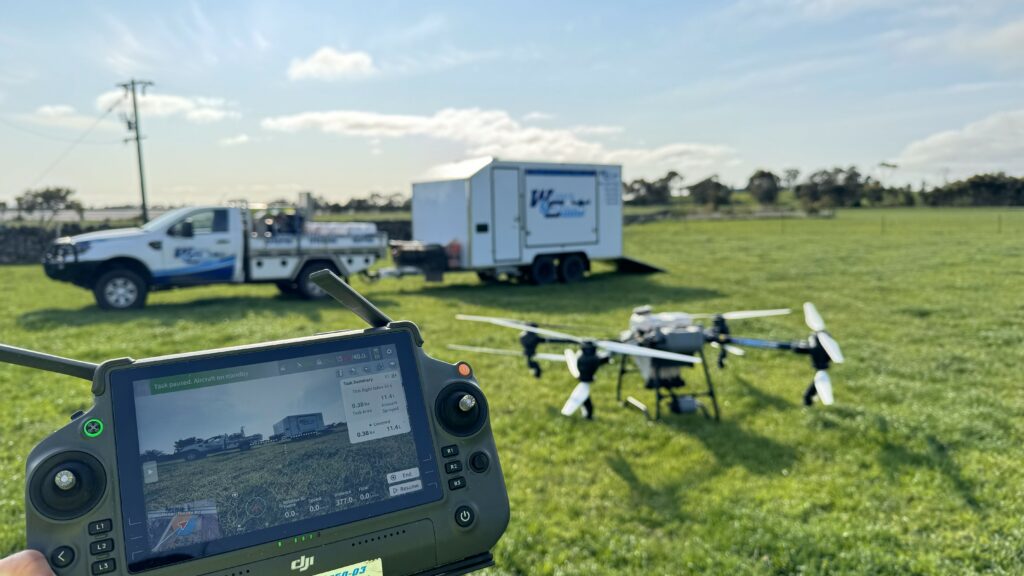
[492,168,521,261]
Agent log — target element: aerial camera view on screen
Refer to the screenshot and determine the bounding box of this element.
[130,343,423,554]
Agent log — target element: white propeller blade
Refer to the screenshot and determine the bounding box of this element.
[691,308,791,320]
[816,332,845,364]
[564,349,581,378]
[710,341,745,356]
[813,370,834,405]
[595,340,702,364]
[722,308,791,320]
[803,302,826,332]
[561,382,591,416]
[457,314,582,342]
[447,344,564,362]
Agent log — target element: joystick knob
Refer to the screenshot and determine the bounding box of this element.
[54,469,77,491]
[436,382,488,437]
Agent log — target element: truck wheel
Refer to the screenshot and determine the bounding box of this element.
[276,281,300,296]
[530,257,557,286]
[94,268,148,310]
[184,452,198,462]
[296,263,341,300]
[558,254,586,283]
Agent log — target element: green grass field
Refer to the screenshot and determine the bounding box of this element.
[2,208,1023,574]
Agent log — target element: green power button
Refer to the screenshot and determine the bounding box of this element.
[83,418,104,438]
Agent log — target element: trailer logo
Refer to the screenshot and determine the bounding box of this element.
[530,189,591,218]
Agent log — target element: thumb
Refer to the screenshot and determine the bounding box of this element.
[0,550,55,576]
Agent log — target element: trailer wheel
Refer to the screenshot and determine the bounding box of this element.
[529,256,557,286]
[94,268,148,310]
[558,254,586,283]
[296,263,341,300]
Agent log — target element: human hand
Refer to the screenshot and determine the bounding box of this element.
[0,550,54,576]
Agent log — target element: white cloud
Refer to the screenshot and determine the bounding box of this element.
[261,107,737,177]
[523,111,555,122]
[22,105,120,132]
[569,125,624,136]
[95,90,241,124]
[219,133,250,146]
[287,48,377,81]
[896,17,1024,70]
[896,109,1024,177]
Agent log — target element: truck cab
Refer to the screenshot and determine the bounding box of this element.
[43,204,387,309]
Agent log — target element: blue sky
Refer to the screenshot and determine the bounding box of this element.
[1,0,1022,206]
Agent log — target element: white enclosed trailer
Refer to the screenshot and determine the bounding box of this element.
[383,158,660,284]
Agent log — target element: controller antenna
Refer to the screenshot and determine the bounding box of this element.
[311,269,392,328]
[0,343,97,381]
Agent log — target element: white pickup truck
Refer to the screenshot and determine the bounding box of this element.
[42,204,387,309]
[176,432,264,461]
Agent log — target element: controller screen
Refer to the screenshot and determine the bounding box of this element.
[111,334,442,571]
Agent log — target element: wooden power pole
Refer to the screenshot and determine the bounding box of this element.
[118,79,154,222]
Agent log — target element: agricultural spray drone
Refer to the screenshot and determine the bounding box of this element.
[451,302,844,421]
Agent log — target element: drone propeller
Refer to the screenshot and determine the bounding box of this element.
[564,348,581,378]
[710,341,745,356]
[813,370,834,405]
[692,308,792,321]
[561,382,592,416]
[803,303,844,364]
[447,344,565,362]
[456,314,702,365]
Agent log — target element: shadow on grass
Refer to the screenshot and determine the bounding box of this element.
[17,294,399,331]
[662,414,799,475]
[814,409,981,509]
[393,271,724,315]
[605,454,702,527]
[732,375,795,411]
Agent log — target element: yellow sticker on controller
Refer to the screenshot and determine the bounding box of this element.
[308,557,383,576]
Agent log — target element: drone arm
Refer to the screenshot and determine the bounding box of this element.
[726,336,795,351]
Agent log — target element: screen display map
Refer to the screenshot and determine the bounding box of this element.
[113,336,440,571]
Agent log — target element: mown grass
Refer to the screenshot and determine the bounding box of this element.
[2,208,1023,574]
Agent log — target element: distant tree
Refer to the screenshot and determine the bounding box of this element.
[923,173,1024,206]
[173,437,200,453]
[625,171,682,205]
[747,169,781,205]
[0,201,6,222]
[783,168,800,190]
[15,187,80,225]
[70,200,85,223]
[141,449,165,460]
[688,176,732,210]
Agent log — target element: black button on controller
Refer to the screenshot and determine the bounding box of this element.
[448,477,467,490]
[441,445,459,458]
[87,519,112,535]
[91,559,116,575]
[51,546,75,569]
[445,460,462,474]
[89,539,114,555]
[455,505,475,527]
[469,451,490,473]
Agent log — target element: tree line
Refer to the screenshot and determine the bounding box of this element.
[625,168,1024,210]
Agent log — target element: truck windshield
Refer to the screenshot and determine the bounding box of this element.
[141,207,194,232]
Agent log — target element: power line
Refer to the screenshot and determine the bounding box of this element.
[0,116,122,145]
[24,96,126,190]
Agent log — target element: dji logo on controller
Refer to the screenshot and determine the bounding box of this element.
[290,555,315,572]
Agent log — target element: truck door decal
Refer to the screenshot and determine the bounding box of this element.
[153,254,236,284]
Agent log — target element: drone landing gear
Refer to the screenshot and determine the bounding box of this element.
[615,349,720,421]
[802,381,817,406]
